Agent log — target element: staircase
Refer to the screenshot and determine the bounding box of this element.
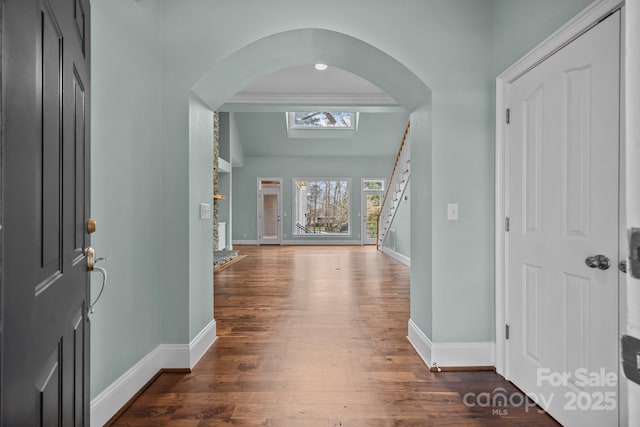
[377,122,410,249]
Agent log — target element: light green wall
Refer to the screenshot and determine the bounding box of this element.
[218,112,230,162]
[229,113,245,167]
[384,180,411,258]
[233,112,409,158]
[188,96,214,340]
[162,0,492,346]
[90,0,164,398]
[161,0,490,345]
[233,156,394,242]
[492,0,595,75]
[88,0,600,401]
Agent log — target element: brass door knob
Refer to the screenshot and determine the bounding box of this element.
[87,247,95,271]
[87,218,96,234]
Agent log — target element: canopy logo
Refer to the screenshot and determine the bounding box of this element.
[462,368,618,415]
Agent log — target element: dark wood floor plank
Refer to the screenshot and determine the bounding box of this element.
[111,245,558,426]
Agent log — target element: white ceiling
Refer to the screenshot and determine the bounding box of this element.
[226,64,398,106]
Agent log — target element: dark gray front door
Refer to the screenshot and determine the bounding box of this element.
[2,0,91,424]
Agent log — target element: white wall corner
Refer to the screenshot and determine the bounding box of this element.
[189,319,218,369]
[379,246,410,266]
[407,319,432,368]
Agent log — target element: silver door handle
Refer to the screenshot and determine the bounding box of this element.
[585,254,611,270]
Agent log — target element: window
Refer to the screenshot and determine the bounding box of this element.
[289,112,354,129]
[286,112,359,139]
[293,178,351,235]
[363,179,385,191]
[259,179,281,190]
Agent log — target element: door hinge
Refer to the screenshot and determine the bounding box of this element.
[505,324,510,340]
[506,108,511,124]
[505,217,510,232]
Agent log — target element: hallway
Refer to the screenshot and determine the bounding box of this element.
[112,246,558,426]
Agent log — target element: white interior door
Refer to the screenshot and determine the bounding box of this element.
[258,191,281,244]
[506,11,620,427]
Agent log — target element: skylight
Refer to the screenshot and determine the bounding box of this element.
[289,112,354,129]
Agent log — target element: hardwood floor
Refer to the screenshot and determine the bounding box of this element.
[112,245,559,426]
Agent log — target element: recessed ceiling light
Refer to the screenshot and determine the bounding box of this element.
[314,63,328,71]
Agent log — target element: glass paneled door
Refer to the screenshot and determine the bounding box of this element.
[362,179,385,245]
[258,178,282,244]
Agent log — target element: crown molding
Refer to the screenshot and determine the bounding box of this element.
[226,92,398,106]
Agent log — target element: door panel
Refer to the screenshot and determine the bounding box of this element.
[262,194,279,239]
[37,344,62,426]
[41,4,63,274]
[74,69,87,255]
[564,67,591,239]
[507,11,619,427]
[2,0,91,424]
[523,87,543,234]
[258,192,281,244]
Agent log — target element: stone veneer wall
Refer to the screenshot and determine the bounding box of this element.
[213,112,219,250]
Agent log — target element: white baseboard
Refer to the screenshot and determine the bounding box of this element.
[281,239,363,245]
[233,239,365,246]
[232,240,258,245]
[380,246,410,266]
[407,319,495,369]
[431,341,495,367]
[90,320,217,426]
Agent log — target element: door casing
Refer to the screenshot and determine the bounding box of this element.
[495,4,627,424]
[361,178,385,245]
[495,0,625,378]
[257,177,282,245]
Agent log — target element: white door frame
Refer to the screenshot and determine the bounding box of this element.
[257,177,283,244]
[495,0,624,377]
[625,2,640,426]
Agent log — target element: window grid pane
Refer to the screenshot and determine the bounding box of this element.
[290,112,354,129]
[363,179,384,191]
[294,179,350,235]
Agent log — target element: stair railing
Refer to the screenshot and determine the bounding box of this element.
[377,121,411,249]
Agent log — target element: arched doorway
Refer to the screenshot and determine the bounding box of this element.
[186,27,432,341]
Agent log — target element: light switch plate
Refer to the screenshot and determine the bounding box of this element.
[447,203,459,220]
[200,203,211,220]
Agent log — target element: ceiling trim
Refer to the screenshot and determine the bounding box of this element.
[219,103,406,113]
[225,92,399,106]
